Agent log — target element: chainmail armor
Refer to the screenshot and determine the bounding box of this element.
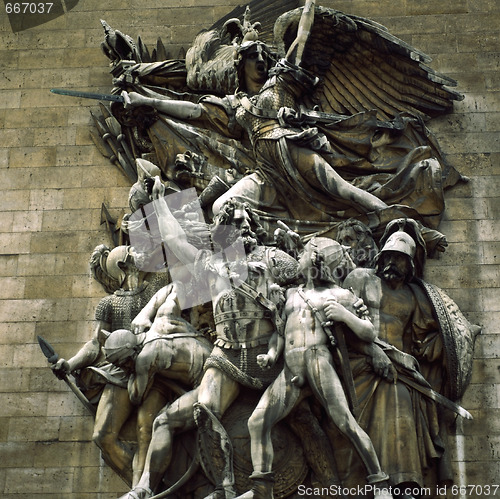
[233,59,318,147]
[95,272,170,330]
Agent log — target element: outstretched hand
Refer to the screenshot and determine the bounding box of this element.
[274,220,303,254]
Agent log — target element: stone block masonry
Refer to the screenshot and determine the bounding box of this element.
[1,0,498,496]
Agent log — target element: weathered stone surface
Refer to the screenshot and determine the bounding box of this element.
[1,0,498,496]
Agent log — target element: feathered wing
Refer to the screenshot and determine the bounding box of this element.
[274,6,464,121]
[185,31,239,95]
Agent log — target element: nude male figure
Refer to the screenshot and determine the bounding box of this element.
[236,238,392,499]
[104,282,213,498]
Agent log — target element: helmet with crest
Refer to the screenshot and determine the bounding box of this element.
[186,6,276,95]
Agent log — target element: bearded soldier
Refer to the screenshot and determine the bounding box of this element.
[149,176,298,499]
[342,222,479,497]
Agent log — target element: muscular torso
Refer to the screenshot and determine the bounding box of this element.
[376,282,415,352]
[149,283,185,336]
[345,268,415,353]
[130,332,212,403]
[284,285,354,373]
[144,336,210,385]
[208,246,292,349]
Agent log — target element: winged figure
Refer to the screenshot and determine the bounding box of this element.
[55,3,480,498]
[94,0,466,252]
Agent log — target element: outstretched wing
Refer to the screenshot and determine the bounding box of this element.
[274,6,464,121]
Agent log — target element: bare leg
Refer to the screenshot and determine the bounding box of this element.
[130,389,199,497]
[197,366,240,417]
[247,369,301,473]
[233,370,301,499]
[288,399,342,488]
[93,384,134,484]
[196,367,240,499]
[290,145,388,212]
[133,389,169,485]
[305,349,392,497]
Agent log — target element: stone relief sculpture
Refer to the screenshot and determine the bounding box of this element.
[236,237,394,499]
[43,1,482,498]
[49,245,170,484]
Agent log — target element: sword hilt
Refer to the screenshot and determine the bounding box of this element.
[321,321,337,346]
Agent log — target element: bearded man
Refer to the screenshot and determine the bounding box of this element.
[149,177,298,499]
[341,228,460,497]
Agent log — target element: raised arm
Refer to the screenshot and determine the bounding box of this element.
[150,177,199,269]
[51,321,106,378]
[285,0,316,66]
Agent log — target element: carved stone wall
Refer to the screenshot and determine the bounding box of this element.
[0,0,498,496]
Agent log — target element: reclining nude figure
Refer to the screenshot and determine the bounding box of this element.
[235,238,393,499]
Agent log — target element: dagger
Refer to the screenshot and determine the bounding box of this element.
[37,335,97,416]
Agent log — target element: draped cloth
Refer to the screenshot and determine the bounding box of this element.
[333,270,456,489]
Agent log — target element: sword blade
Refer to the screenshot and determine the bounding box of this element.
[51,88,124,103]
[398,374,473,420]
[331,324,359,418]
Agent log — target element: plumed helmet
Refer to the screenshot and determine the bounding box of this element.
[105,245,133,286]
[103,329,139,365]
[380,231,416,259]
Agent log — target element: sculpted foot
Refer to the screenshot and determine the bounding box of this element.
[234,472,274,499]
[367,472,393,499]
[117,486,153,499]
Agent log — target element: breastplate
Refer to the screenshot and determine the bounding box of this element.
[234,79,298,144]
